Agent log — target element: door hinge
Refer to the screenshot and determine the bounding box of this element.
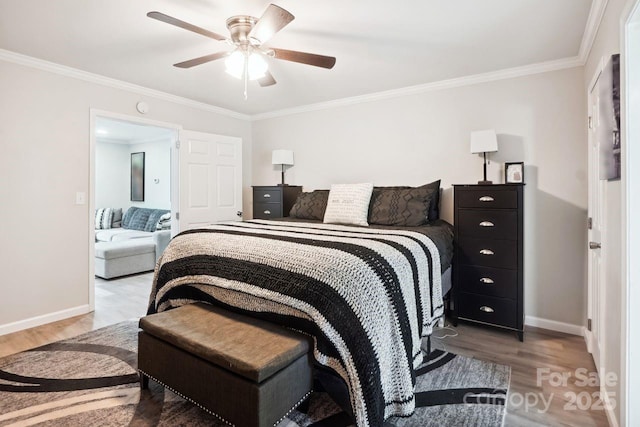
[588,318,592,331]
[588,217,593,230]
[588,116,593,130]
[176,140,181,149]
[176,212,180,220]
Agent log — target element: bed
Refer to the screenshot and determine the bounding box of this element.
[147,183,453,427]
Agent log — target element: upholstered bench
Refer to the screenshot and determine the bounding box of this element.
[138,303,313,427]
[95,239,156,279]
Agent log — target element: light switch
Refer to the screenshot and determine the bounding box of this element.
[76,192,86,205]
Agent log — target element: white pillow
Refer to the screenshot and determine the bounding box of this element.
[323,183,374,226]
[95,208,113,230]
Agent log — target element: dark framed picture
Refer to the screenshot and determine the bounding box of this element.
[505,162,524,184]
[131,152,145,201]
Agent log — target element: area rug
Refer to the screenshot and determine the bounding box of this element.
[0,321,509,427]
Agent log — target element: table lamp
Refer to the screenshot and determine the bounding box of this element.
[272,149,294,186]
[470,130,498,184]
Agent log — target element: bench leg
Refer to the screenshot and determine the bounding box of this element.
[140,372,149,390]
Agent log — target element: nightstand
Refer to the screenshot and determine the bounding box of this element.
[452,184,524,341]
[252,186,302,219]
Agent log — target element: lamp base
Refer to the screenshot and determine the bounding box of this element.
[277,183,290,186]
[477,180,493,185]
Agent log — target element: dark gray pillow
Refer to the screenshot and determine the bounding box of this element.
[289,190,329,220]
[423,180,441,221]
[368,186,437,226]
[371,180,441,222]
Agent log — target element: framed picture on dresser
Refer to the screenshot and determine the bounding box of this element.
[505,162,524,184]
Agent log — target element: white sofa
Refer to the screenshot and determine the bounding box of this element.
[94,207,172,279]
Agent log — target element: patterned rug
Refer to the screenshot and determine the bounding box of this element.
[0,321,509,427]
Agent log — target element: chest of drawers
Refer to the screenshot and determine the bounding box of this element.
[453,184,524,341]
[252,186,302,220]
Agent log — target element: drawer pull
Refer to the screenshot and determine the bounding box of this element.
[479,249,494,256]
[263,194,271,198]
[479,196,495,202]
[479,221,495,227]
[480,277,495,284]
[480,306,495,313]
[263,210,271,215]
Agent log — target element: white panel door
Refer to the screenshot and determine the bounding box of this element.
[178,130,242,232]
[586,69,604,372]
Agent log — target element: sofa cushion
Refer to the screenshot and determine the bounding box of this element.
[96,228,151,242]
[123,207,170,232]
[95,239,155,260]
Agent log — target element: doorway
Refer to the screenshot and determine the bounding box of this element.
[89,110,243,312]
[89,110,181,311]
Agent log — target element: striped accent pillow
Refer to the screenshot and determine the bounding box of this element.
[95,208,113,230]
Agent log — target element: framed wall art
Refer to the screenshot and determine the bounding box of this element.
[131,152,145,201]
[505,162,524,184]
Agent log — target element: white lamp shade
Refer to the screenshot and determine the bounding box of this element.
[272,149,294,165]
[470,129,498,154]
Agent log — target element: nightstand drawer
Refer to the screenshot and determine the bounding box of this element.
[254,188,282,201]
[457,189,517,209]
[253,203,283,219]
[457,209,518,240]
[457,237,517,269]
[459,265,517,299]
[458,293,517,328]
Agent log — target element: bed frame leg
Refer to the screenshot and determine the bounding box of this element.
[426,336,431,357]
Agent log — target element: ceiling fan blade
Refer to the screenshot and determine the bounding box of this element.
[258,71,277,87]
[271,48,336,69]
[174,52,229,68]
[248,4,294,44]
[147,11,227,41]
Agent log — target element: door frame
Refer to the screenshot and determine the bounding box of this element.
[89,109,182,311]
[621,0,640,425]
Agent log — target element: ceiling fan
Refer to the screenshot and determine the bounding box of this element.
[147,4,336,95]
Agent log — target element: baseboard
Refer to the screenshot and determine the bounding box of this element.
[524,315,584,336]
[601,385,620,427]
[0,305,91,336]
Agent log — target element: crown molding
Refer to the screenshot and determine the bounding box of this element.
[0,49,250,121]
[578,0,609,63]
[251,56,583,121]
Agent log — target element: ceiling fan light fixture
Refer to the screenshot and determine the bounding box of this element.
[224,49,268,80]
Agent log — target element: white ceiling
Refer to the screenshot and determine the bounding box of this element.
[0,0,593,116]
[96,117,175,144]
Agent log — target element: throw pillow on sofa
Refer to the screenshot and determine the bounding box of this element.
[95,208,113,230]
[112,208,123,228]
[122,207,171,232]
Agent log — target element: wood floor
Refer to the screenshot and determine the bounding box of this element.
[0,274,609,427]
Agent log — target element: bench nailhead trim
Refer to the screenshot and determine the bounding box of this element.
[139,369,313,427]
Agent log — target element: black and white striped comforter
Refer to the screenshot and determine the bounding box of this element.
[147,220,444,427]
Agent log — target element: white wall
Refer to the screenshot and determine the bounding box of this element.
[583,0,629,424]
[0,58,251,329]
[128,138,172,210]
[96,136,173,213]
[252,67,588,328]
[95,140,129,209]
